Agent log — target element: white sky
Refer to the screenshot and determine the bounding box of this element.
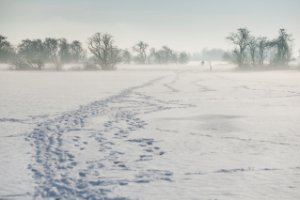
[0,0,299,54]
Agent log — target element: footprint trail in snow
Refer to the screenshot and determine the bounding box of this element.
[27,77,191,199]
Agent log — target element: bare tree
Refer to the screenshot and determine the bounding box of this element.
[276,29,292,66]
[88,33,121,70]
[267,29,292,66]
[161,46,177,63]
[133,41,148,64]
[18,39,46,70]
[70,40,84,63]
[248,36,257,66]
[0,35,14,63]
[148,46,178,64]
[178,52,189,64]
[227,28,250,67]
[0,35,10,49]
[44,38,61,70]
[257,37,268,66]
[148,46,188,64]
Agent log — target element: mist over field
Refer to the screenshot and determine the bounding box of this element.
[0,0,300,200]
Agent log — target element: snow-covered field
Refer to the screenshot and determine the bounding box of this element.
[0,64,300,200]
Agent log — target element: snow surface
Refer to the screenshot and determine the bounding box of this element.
[0,64,300,200]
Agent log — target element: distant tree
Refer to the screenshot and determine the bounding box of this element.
[43,38,60,69]
[88,32,121,70]
[227,28,251,67]
[148,48,160,64]
[70,40,84,63]
[18,39,45,70]
[58,38,72,67]
[256,37,268,66]
[248,36,257,66]
[121,49,132,64]
[161,46,177,63]
[178,52,189,64]
[222,51,234,62]
[148,46,187,64]
[0,35,10,50]
[0,35,14,63]
[133,41,148,64]
[268,29,292,66]
[148,46,178,64]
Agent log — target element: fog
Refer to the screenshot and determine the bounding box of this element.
[1,0,300,53]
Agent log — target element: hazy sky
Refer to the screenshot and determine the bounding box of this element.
[0,0,299,53]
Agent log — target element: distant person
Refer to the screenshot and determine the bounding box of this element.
[209,61,212,71]
[201,60,205,66]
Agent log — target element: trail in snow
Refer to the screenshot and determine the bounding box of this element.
[1,69,300,200]
[26,76,193,199]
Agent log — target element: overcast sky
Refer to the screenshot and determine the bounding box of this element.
[0,0,299,53]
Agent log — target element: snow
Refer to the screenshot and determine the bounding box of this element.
[0,64,300,199]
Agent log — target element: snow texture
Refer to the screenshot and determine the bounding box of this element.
[0,64,300,199]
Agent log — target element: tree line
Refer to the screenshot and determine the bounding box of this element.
[1,29,297,70]
[0,33,190,71]
[225,28,294,68]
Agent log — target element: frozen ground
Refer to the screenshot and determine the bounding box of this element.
[0,64,300,200]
